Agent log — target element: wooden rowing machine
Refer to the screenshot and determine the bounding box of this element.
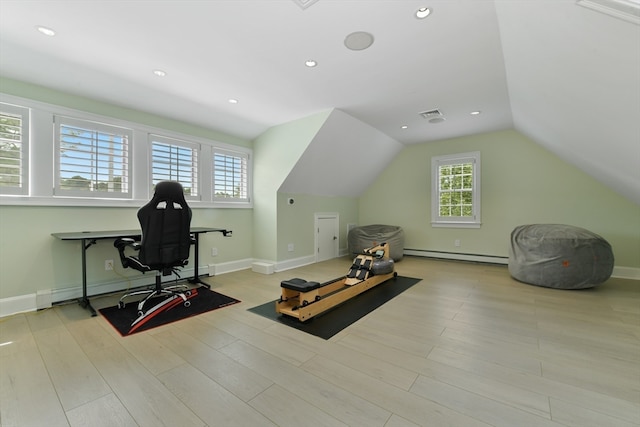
[275,243,397,322]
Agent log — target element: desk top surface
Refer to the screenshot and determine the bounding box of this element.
[52,227,226,240]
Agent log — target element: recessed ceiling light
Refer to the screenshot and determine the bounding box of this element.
[401,125,408,129]
[228,98,239,104]
[36,26,56,36]
[470,111,481,115]
[152,69,167,77]
[305,60,317,67]
[416,7,432,19]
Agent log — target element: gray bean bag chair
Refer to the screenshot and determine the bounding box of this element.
[348,224,404,261]
[508,224,614,289]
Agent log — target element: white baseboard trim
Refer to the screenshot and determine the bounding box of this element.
[208,258,253,276]
[275,255,316,272]
[612,266,640,280]
[1,265,203,318]
[50,265,205,303]
[0,294,37,318]
[4,254,638,318]
[404,249,640,280]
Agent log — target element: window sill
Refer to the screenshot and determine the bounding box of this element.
[0,195,252,209]
[431,221,481,229]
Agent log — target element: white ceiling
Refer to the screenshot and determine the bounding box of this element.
[1,0,639,203]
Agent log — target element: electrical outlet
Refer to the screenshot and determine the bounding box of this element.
[211,247,218,256]
[454,239,461,247]
[105,259,114,270]
[288,243,294,252]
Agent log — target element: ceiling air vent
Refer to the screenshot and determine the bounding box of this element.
[420,109,446,124]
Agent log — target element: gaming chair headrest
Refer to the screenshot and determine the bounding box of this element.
[152,181,187,205]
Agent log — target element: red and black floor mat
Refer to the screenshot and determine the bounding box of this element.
[99,286,240,336]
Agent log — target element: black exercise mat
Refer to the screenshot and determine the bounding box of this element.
[100,286,240,336]
[248,276,422,339]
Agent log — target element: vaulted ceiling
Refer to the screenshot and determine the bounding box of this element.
[1,1,638,203]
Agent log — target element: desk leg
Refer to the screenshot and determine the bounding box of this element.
[79,239,97,317]
[189,233,210,288]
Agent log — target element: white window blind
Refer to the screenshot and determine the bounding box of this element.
[0,103,29,195]
[213,148,249,202]
[150,135,199,198]
[55,116,131,198]
[431,151,481,228]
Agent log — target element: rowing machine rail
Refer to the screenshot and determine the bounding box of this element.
[275,243,396,322]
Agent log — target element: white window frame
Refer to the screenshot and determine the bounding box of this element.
[0,103,29,195]
[149,134,200,200]
[0,93,253,208]
[431,151,481,228]
[54,116,133,199]
[212,147,252,206]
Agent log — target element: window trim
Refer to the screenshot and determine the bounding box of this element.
[0,102,29,196]
[431,151,481,228]
[212,146,252,207]
[149,134,200,201]
[0,93,253,208]
[54,115,133,199]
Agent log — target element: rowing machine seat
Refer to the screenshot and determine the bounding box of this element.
[280,278,322,292]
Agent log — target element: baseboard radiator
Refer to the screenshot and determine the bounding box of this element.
[403,249,508,265]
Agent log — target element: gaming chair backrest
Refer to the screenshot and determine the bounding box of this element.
[137,181,192,271]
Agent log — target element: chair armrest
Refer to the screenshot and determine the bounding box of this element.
[114,237,140,251]
[114,238,140,269]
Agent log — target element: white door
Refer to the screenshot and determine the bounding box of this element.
[315,214,338,262]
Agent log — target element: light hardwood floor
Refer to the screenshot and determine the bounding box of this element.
[1,256,639,427]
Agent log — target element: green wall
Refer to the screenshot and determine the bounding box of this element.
[0,79,254,302]
[277,192,359,261]
[252,110,331,262]
[1,79,638,309]
[0,206,251,300]
[359,129,640,268]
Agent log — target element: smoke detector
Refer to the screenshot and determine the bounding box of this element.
[344,31,375,51]
[419,109,446,123]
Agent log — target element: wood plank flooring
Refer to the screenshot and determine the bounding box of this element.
[1,256,638,426]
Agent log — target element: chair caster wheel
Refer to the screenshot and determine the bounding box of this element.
[118,301,125,309]
[184,300,191,308]
[315,296,322,301]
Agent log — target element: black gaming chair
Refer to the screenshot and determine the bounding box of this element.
[114,181,194,313]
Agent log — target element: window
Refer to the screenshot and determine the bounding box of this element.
[0,93,253,207]
[150,135,199,198]
[54,116,132,198]
[213,148,250,203]
[431,151,481,228]
[0,103,29,195]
